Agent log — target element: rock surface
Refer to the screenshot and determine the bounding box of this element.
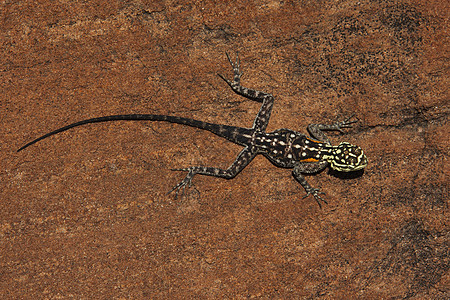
[2,0,448,298]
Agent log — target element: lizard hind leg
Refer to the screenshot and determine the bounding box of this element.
[218,52,275,132]
[168,147,257,198]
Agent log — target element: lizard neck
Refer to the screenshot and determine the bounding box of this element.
[319,145,338,161]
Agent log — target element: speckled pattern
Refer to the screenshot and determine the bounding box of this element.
[2,0,448,298]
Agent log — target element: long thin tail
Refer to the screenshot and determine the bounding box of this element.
[17,114,252,152]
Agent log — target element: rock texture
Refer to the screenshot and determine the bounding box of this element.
[2,0,448,298]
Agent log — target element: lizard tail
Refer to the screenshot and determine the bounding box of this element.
[17,114,251,152]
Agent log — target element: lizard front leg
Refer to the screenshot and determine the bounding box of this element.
[292,161,329,207]
[169,146,257,198]
[307,115,358,144]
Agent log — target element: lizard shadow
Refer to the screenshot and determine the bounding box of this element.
[327,168,365,180]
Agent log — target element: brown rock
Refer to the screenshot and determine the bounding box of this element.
[2,0,448,298]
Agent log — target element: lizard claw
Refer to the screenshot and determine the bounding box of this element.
[225,51,240,69]
[167,168,195,199]
[303,188,327,208]
[217,73,231,85]
[334,114,358,132]
[224,52,243,81]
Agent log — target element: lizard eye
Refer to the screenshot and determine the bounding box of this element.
[330,142,368,172]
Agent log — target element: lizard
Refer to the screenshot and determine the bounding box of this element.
[18,53,368,206]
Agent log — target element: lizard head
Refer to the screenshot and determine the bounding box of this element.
[328,142,368,172]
